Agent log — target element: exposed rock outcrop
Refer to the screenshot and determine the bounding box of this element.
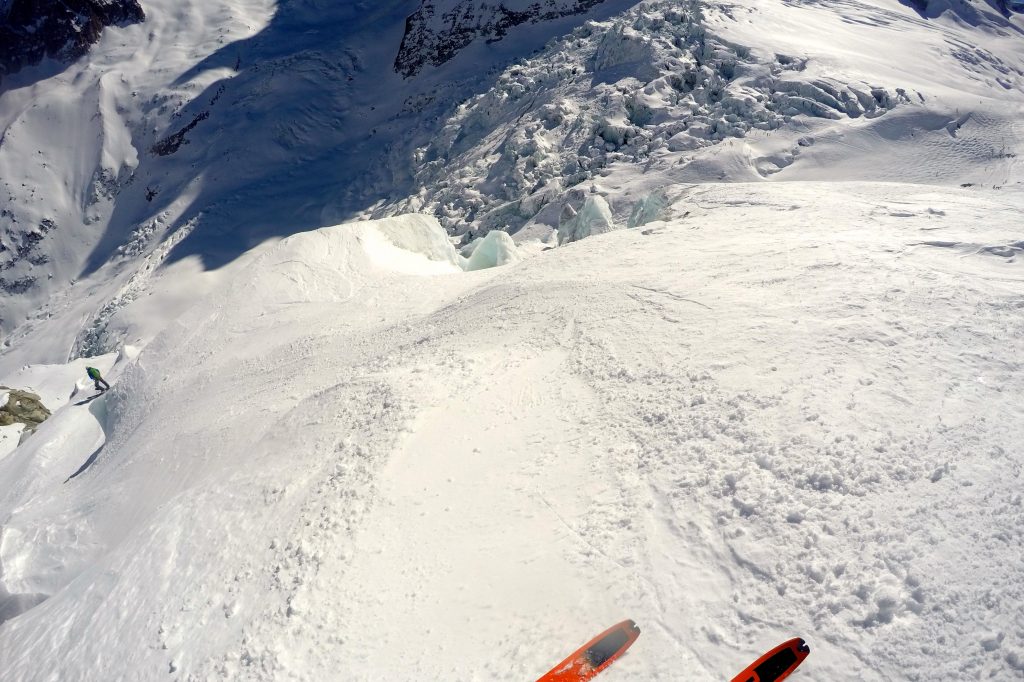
[0,387,51,441]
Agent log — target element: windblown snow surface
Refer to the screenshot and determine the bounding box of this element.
[1,0,1024,680]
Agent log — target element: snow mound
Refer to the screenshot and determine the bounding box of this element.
[359,214,463,275]
[0,372,107,622]
[251,212,524,285]
[229,214,519,309]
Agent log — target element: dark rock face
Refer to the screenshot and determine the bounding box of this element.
[0,0,145,84]
[395,0,608,78]
[151,110,212,157]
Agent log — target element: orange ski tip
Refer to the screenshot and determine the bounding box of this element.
[731,637,810,682]
[536,619,641,682]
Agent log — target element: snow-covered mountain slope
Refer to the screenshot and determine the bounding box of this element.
[0,0,634,353]
[1,183,1023,680]
[0,0,278,347]
[1,0,1021,364]
[0,0,146,86]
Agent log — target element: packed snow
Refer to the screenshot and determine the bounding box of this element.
[1,0,1023,680]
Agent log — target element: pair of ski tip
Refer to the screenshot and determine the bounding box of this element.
[536,619,809,681]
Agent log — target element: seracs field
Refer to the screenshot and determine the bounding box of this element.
[1,0,1023,680]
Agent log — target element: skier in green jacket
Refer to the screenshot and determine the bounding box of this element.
[86,366,110,392]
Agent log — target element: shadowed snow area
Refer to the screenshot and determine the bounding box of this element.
[0,0,636,345]
[1,186,1022,680]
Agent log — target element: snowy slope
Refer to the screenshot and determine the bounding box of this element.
[0,0,279,352]
[1,183,1023,680]
[395,0,616,77]
[0,0,635,356]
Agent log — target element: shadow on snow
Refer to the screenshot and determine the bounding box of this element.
[80,0,641,276]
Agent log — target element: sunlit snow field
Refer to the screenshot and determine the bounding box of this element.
[2,182,1022,680]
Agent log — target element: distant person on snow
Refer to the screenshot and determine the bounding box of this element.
[86,367,110,392]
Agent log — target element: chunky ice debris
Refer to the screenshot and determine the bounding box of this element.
[558,194,615,244]
[393,0,926,239]
[352,214,521,274]
[628,191,669,228]
[461,230,522,271]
